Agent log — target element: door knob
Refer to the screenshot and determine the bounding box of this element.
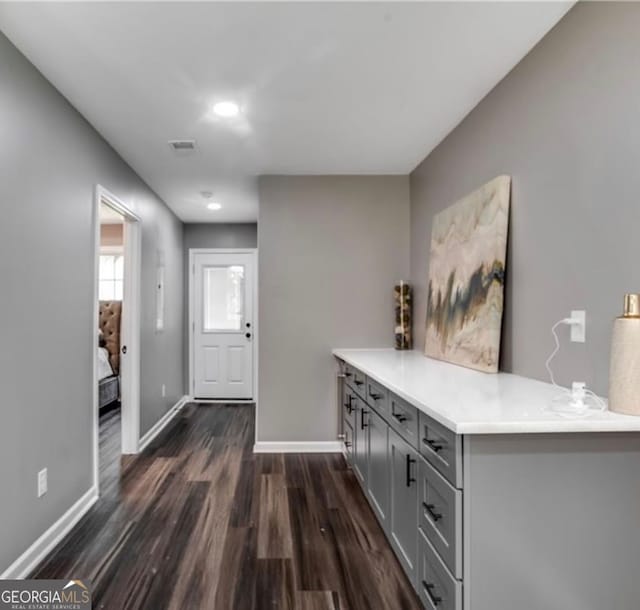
[121,345,127,354]
[246,322,251,328]
[245,332,252,339]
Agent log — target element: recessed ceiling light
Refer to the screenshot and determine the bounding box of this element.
[212,101,240,118]
[207,202,222,211]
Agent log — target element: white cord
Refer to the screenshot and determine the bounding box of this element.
[545,318,571,388]
[544,317,607,416]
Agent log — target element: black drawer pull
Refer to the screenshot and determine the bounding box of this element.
[345,372,352,377]
[369,392,382,400]
[392,412,408,423]
[345,441,352,448]
[422,581,442,606]
[423,437,444,453]
[354,379,364,386]
[361,409,369,429]
[423,502,443,522]
[406,455,416,487]
[344,395,353,414]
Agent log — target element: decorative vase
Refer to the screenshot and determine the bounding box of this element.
[609,294,640,416]
[394,281,412,350]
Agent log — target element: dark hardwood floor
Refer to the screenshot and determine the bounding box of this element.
[32,403,421,610]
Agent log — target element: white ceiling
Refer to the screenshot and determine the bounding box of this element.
[0,2,572,222]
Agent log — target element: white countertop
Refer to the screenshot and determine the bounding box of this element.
[333,349,640,434]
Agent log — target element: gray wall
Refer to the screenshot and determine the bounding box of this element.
[410,2,640,396]
[258,176,410,443]
[183,222,257,251]
[182,223,257,392]
[0,31,183,573]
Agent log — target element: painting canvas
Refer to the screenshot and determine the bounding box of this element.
[425,176,511,373]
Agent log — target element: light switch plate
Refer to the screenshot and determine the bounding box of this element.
[38,468,48,498]
[570,310,586,343]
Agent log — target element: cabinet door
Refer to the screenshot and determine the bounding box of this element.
[353,397,369,486]
[367,408,389,526]
[343,421,354,465]
[342,383,357,429]
[389,428,419,585]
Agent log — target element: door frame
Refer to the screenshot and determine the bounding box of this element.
[92,185,142,492]
[188,248,258,402]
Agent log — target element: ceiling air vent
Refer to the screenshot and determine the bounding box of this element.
[168,139,196,153]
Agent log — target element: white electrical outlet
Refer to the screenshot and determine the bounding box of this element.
[161,384,166,398]
[37,468,48,498]
[570,310,586,343]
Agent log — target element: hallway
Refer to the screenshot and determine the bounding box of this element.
[31,404,419,609]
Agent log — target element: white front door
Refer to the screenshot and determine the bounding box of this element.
[191,250,255,399]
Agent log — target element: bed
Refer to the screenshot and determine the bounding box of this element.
[98,301,121,410]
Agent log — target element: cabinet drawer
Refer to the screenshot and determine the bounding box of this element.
[366,377,389,414]
[342,383,357,429]
[345,363,366,397]
[343,420,354,463]
[418,456,462,579]
[419,413,462,488]
[418,529,462,610]
[389,393,419,449]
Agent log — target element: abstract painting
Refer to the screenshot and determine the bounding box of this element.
[425,176,511,373]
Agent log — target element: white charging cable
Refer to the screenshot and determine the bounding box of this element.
[544,317,607,417]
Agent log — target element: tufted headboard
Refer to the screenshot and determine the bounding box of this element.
[99,301,122,374]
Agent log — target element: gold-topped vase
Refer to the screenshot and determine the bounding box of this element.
[609,294,640,416]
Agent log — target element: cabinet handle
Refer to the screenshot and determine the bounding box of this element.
[345,441,352,448]
[422,581,442,606]
[406,455,416,487]
[345,372,352,377]
[344,395,353,414]
[423,437,444,453]
[392,412,408,423]
[423,502,443,522]
[354,379,363,386]
[369,392,382,401]
[361,409,369,429]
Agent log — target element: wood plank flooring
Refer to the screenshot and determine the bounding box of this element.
[32,404,421,610]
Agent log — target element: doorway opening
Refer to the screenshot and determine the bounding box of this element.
[188,249,257,401]
[93,185,141,494]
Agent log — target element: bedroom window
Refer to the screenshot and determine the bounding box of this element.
[99,254,124,300]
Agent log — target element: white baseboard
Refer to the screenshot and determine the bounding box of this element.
[253,441,342,454]
[187,396,254,405]
[1,486,98,579]
[138,395,189,452]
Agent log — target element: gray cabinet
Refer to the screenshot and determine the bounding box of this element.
[338,361,462,606]
[366,376,389,415]
[418,529,462,610]
[366,407,389,526]
[343,383,357,429]
[336,357,640,610]
[345,363,367,397]
[418,456,462,578]
[343,421,354,464]
[388,427,419,585]
[353,396,369,485]
[418,412,462,488]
